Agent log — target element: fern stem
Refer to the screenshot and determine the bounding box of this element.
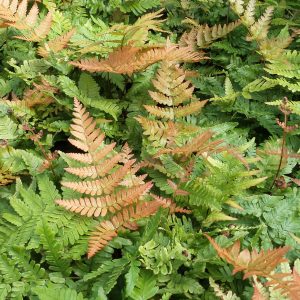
[269,113,287,191]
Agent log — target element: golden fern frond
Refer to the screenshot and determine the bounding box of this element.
[180,20,240,49]
[0,0,52,41]
[135,117,174,141]
[38,29,76,57]
[70,43,204,75]
[136,61,207,148]
[174,100,207,117]
[0,167,16,186]
[156,130,221,156]
[247,6,274,41]
[88,201,162,258]
[122,8,165,44]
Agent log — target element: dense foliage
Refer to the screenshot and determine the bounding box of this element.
[0,0,300,299]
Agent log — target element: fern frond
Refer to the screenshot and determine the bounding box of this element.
[15,11,53,42]
[204,234,290,279]
[70,43,204,75]
[180,20,240,49]
[56,99,181,257]
[136,62,207,149]
[61,159,136,196]
[0,0,53,41]
[247,6,274,41]
[156,130,220,156]
[56,181,153,217]
[150,194,191,214]
[88,201,161,258]
[38,29,75,57]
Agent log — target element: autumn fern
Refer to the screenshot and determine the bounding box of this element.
[0,0,53,41]
[136,61,208,149]
[56,98,186,257]
[180,20,241,49]
[70,42,205,75]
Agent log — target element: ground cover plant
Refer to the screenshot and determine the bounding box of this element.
[0,0,300,299]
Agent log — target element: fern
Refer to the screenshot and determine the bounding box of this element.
[71,43,204,75]
[56,99,185,257]
[0,0,53,41]
[136,61,207,149]
[33,286,85,300]
[38,28,76,57]
[180,20,241,49]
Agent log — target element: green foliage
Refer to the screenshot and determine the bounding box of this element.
[0,0,299,298]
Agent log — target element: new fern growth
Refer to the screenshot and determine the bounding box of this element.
[0,0,53,41]
[71,42,205,75]
[136,61,208,149]
[56,99,186,258]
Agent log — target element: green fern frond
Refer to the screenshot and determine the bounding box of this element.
[33,286,85,300]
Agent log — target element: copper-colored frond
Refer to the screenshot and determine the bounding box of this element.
[0,0,53,41]
[70,43,205,75]
[88,201,162,257]
[180,20,241,49]
[15,11,53,42]
[64,153,122,179]
[61,159,136,196]
[156,130,220,156]
[69,98,104,153]
[56,99,163,257]
[56,181,153,218]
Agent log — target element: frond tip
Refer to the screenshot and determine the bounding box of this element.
[0,0,53,41]
[70,43,205,75]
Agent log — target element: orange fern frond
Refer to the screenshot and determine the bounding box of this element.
[61,159,136,196]
[56,181,153,218]
[70,43,205,75]
[38,28,76,57]
[151,194,191,214]
[156,130,220,157]
[55,99,189,257]
[268,267,300,299]
[204,234,290,279]
[88,201,161,258]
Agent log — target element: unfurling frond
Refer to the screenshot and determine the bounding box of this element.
[180,20,240,49]
[38,29,76,57]
[70,43,205,75]
[0,0,53,41]
[56,99,189,257]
